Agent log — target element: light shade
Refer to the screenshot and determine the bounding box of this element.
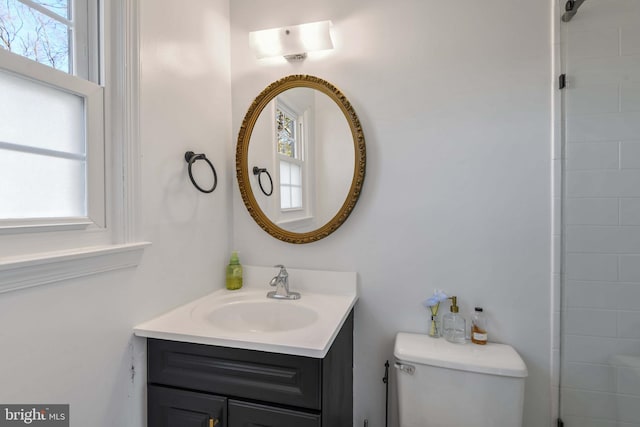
[249,20,333,60]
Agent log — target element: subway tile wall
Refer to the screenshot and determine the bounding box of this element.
[560,1,640,426]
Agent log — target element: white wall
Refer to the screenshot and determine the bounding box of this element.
[230,1,552,426]
[0,1,231,426]
[560,0,640,424]
[315,91,354,225]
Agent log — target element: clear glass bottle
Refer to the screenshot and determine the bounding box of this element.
[225,251,243,290]
[471,307,488,345]
[442,296,466,344]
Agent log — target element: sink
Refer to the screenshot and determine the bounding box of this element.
[202,301,318,333]
[133,265,358,357]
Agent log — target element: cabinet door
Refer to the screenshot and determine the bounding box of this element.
[149,385,226,427]
[228,400,320,427]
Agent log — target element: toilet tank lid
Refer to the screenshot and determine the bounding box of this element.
[394,332,528,378]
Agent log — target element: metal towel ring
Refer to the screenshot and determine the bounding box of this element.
[253,166,273,196]
[185,151,217,193]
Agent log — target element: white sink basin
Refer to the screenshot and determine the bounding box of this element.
[134,265,358,358]
[198,300,319,333]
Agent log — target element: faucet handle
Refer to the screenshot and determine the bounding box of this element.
[273,264,288,276]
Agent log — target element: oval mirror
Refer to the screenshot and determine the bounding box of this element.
[236,75,366,244]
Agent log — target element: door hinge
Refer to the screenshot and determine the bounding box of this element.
[559,74,566,90]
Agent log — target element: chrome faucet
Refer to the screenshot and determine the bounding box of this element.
[267,265,301,300]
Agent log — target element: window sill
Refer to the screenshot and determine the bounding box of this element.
[277,216,314,231]
[0,242,151,294]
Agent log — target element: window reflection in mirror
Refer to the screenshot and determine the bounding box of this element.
[248,88,354,232]
[276,100,306,215]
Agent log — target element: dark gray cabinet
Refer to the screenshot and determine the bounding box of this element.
[147,310,353,427]
[228,400,320,427]
[148,385,226,427]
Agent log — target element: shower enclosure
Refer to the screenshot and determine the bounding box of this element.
[558,0,640,425]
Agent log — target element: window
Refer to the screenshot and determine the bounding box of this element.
[0,0,98,78]
[276,102,304,211]
[1,0,102,228]
[0,0,146,293]
[272,93,318,230]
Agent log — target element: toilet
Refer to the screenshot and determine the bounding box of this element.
[394,332,528,427]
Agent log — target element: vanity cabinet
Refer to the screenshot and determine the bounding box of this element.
[146,310,353,427]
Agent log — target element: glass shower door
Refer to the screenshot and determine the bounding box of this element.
[559,0,640,425]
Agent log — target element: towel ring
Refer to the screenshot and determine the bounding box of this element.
[253,166,273,196]
[185,151,217,194]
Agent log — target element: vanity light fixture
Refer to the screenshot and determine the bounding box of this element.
[249,20,333,61]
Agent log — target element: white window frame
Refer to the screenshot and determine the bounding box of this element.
[0,48,105,231]
[274,100,315,229]
[277,102,304,211]
[0,0,148,294]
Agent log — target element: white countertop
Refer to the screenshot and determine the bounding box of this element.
[133,265,358,358]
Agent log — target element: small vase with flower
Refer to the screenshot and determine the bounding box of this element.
[422,289,448,338]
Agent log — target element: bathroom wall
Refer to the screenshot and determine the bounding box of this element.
[230,0,553,426]
[0,1,231,426]
[560,0,640,424]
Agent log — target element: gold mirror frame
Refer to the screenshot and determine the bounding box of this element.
[236,75,366,244]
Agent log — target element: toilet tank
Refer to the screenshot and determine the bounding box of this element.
[394,332,528,427]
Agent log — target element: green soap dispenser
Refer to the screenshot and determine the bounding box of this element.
[226,251,243,290]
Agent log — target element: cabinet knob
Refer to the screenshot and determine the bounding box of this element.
[209,418,219,427]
